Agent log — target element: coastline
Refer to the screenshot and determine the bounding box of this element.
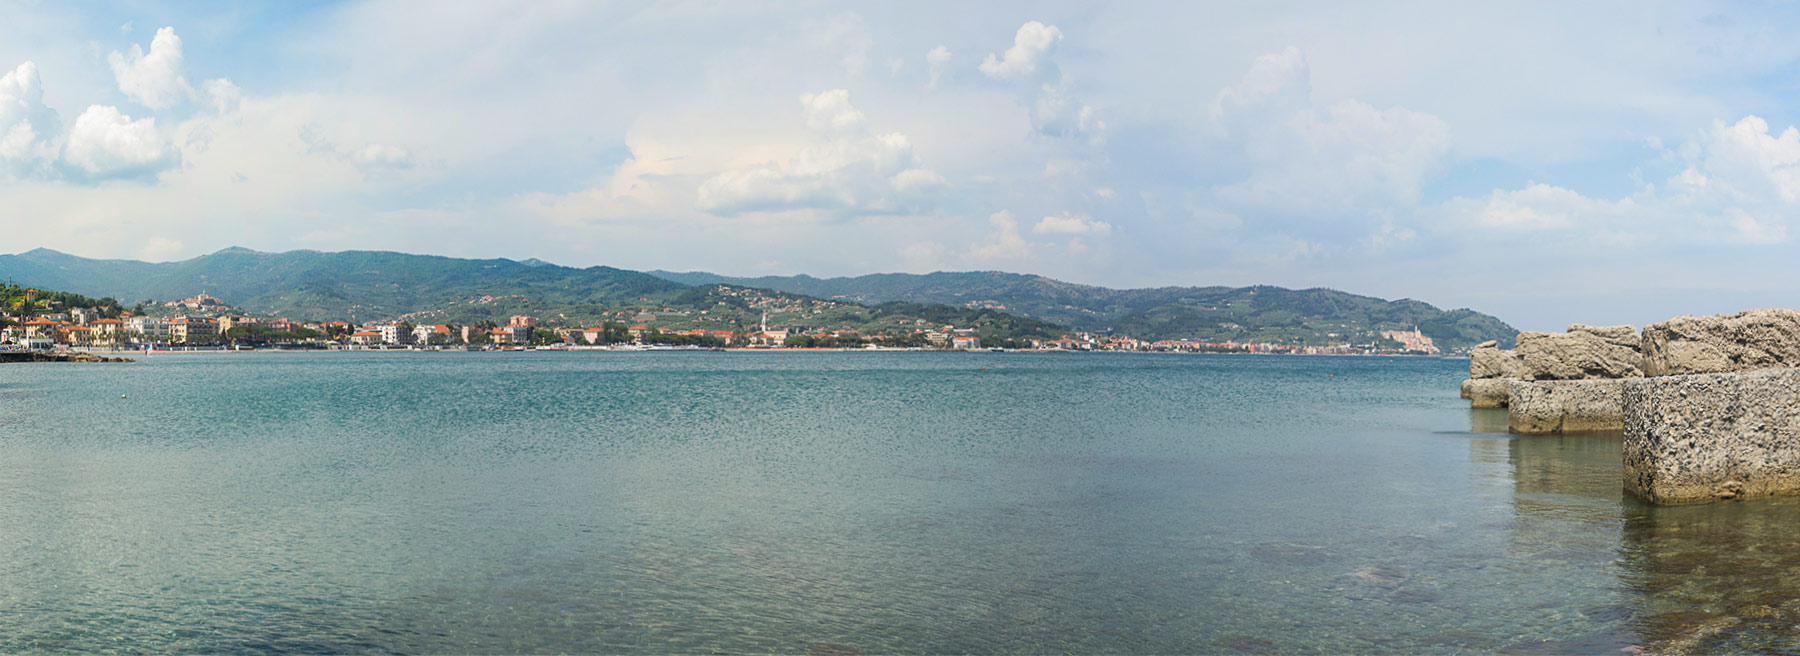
[27,346,1470,358]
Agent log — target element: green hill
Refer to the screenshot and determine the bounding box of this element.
[0,248,1065,343]
[650,270,1517,350]
[2,247,688,323]
[0,247,1515,349]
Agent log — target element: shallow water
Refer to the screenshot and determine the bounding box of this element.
[0,351,1796,653]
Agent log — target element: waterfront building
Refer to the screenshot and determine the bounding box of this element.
[125,316,168,341]
[21,318,64,339]
[380,324,414,345]
[951,335,982,350]
[349,331,381,346]
[89,318,123,344]
[413,324,452,345]
[167,316,219,344]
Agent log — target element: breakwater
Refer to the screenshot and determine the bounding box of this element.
[0,351,133,363]
[1463,309,1800,505]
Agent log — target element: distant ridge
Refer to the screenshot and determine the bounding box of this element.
[650,270,1518,349]
[0,247,683,323]
[0,247,1517,348]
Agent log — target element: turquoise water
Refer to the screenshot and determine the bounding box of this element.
[1,352,1797,653]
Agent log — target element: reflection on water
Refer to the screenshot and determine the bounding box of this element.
[10,353,1800,652]
[1491,423,1800,654]
[1468,408,1511,434]
[1621,496,1800,653]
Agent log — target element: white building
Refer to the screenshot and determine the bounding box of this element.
[125,316,168,341]
[380,324,414,345]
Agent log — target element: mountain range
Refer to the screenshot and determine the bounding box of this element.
[651,270,1517,349]
[0,247,1517,349]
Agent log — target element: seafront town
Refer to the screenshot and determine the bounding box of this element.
[1,291,1448,355]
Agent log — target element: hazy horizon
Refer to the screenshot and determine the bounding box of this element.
[5,2,1800,331]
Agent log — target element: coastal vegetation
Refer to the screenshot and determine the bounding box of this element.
[650,270,1517,350]
[1,282,124,325]
[1,247,1500,350]
[0,248,1070,344]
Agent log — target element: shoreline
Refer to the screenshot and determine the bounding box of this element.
[18,346,1469,359]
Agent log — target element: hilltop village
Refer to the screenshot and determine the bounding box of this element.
[1,290,1448,355]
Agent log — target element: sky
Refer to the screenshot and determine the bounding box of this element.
[5,1,1800,330]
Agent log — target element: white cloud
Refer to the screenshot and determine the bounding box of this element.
[1727,207,1787,244]
[1673,116,1800,203]
[137,236,184,261]
[108,26,193,110]
[800,89,866,133]
[1442,116,1800,246]
[202,78,242,114]
[1210,48,1450,214]
[926,46,951,88]
[695,89,948,216]
[351,143,412,170]
[0,61,60,176]
[976,21,1100,141]
[970,210,1030,260]
[980,21,1061,80]
[1033,213,1112,236]
[1441,183,1613,230]
[63,105,177,177]
[1032,77,1104,141]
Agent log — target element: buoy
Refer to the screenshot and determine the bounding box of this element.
[121,394,127,398]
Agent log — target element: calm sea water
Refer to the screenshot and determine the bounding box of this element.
[2,351,1798,653]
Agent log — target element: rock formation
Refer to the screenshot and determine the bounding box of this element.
[1465,379,1510,409]
[1460,324,1641,434]
[1469,340,1520,379]
[1618,308,1800,505]
[1640,308,1800,376]
[1508,379,1629,434]
[0,351,133,363]
[1462,340,1521,409]
[1515,325,1642,380]
[1624,368,1800,504]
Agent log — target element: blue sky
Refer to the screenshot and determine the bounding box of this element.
[5,1,1800,330]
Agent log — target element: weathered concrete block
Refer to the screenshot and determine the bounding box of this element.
[1516,328,1641,381]
[1641,309,1800,376]
[1464,378,1509,408]
[1469,341,1521,379]
[1568,323,1639,349]
[1623,368,1800,504]
[1507,379,1626,434]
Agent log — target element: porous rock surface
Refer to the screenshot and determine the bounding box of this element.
[1515,326,1642,381]
[1507,379,1627,434]
[1469,340,1520,380]
[1640,309,1800,376]
[1464,378,1509,409]
[1623,368,1800,504]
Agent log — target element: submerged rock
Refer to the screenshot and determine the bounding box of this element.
[1641,308,1800,376]
[1515,327,1642,381]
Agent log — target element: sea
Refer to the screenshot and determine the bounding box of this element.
[2,351,1798,653]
